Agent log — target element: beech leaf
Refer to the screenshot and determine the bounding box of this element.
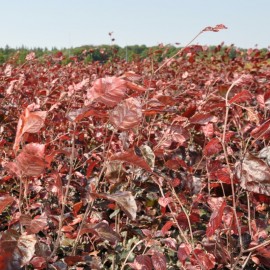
[229,90,252,104]
[203,138,222,157]
[236,153,270,196]
[0,195,14,215]
[190,113,215,125]
[177,243,192,263]
[6,143,47,177]
[110,150,152,172]
[129,255,153,270]
[87,76,127,107]
[206,198,226,237]
[151,252,166,270]
[95,191,138,220]
[109,97,142,130]
[13,105,47,153]
[0,229,36,269]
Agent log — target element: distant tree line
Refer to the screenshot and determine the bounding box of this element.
[0,44,268,65]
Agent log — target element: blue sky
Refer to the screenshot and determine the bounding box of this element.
[1,0,269,49]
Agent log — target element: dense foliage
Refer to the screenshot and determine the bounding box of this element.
[1,26,270,269]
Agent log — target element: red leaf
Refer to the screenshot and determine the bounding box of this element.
[20,213,47,234]
[109,97,142,130]
[169,125,190,144]
[87,76,127,107]
[229,90,253,104]
[161,221,174,235]
[235,153,270,196]
[177,243,191,263]
[251,121,270,139]
[0,229,36,269]
[203,138,222,157]
[190,248,215,269]
[126,81,147,92]
[129,255,153,270]
[13,104,47,153]
[182,103,196,118]
[151,252,166,270]
[80,222,120,243]
[110,150,152,172]
[190,113,215,125]
[5,143,47,177]
[158,197,173,208]
[30,257,47,269]
[0,195,14,215]
[206,198,226,237]
[73,201,83,216]
[86,161,98,178]
[120,71,141,81]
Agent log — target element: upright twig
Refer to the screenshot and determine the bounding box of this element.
[48,121,77,261]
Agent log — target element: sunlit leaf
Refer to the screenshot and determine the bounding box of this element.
[236,153,270,196]
[87,76,127,107]
[109,97,142,130]
[20,213,47,234]
[6,143,47,177]
[0,195,14,215]
[13,104,47,153]
[229,90,252,104]
[80,222,120,243]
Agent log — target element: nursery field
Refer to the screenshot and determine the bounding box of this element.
[0,30,270,269]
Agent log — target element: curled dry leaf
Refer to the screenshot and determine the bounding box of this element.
[109,97,142,131]
[236,153,270,196]
[87,76,127,107]
[93,191,138,220]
